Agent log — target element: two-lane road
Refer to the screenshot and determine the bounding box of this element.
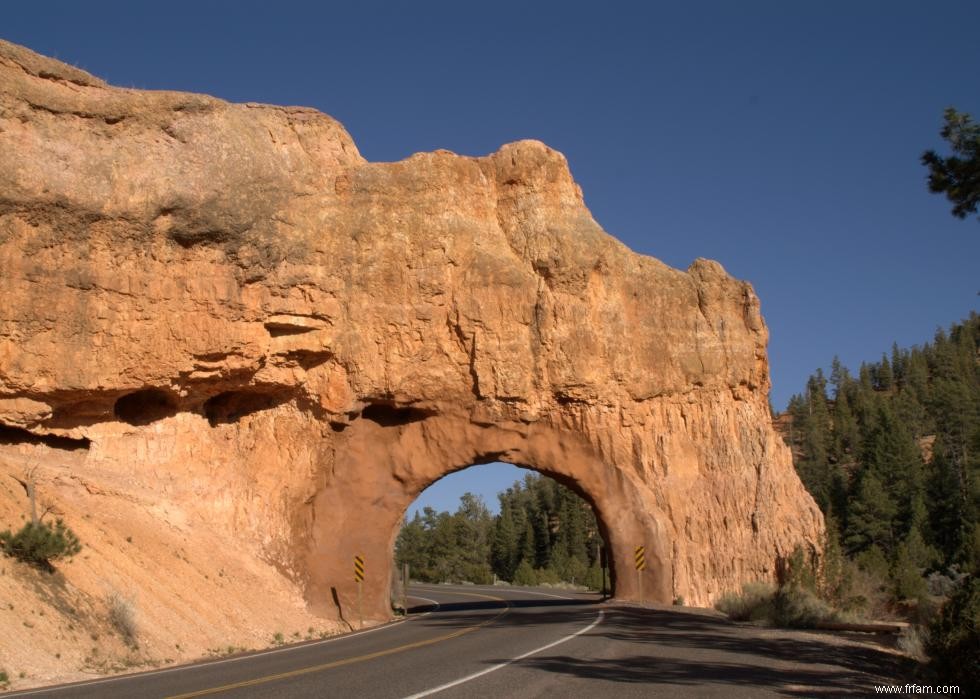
[6,584,906,698]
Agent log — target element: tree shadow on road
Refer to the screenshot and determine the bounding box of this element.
[486,606,913,694]
[518,653,876,695]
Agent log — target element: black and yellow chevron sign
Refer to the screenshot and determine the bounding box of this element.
[354,555,365,582]
[634,546,645,571]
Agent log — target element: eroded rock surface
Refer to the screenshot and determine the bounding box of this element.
[0,39,823,630]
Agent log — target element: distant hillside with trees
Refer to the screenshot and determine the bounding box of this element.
[780,313,978,689]
[395,473,605,590]
[783,312,978,587]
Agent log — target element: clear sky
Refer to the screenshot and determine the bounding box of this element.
[5,1,978,516]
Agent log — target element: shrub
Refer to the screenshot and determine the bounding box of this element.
[512,560,537,586]
[891,539,929,602]
[897,624,928,662]
[716,582,839,628]
[782,545,818,592]
[0,519,81,570]
[715,582,776,621]
[841,558,892,619]
[0,669,8,686]
[460,563,493,585]
[106,592,137,642]
[534,567,560,585]
[927,566,968,597]
[772,586,838,628]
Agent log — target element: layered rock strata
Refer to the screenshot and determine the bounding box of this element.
[0,39,823,622]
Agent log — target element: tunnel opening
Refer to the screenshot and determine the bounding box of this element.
[392,462,614,600]
[113,388,177,425]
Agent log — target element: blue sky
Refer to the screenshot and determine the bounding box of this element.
[5,1,978,516]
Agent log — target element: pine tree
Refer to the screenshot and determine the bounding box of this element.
[394,512,428,574]
[891,343,906,388]
[921,107,980,221]
[491,500,518,580]
[785,315,980,609]
[876,354,894,392]
[928,441,971,566]
[829,356,850,399]
[845,471,898,555]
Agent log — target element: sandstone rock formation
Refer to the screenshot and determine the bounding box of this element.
[0,38,823,633]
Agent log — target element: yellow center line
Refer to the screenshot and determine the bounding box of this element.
[165,590,511,699]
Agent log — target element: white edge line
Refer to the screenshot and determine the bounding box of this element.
[400,608,604,699]
[406,594,441,616]
[9,593,446,697]
[4,617,409,698]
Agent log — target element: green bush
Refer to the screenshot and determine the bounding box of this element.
[0,519,82,570]
[584,564,604,592]
[0,669,8,686]
[512,560,537,586]
[534,567,560,585]
[772,586,839,628]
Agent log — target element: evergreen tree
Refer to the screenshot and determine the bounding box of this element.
[831,392,860,464]
[783,314,980,612]
[395,472,603,587]
[876,354,894,392]
[845,471,898,555]
[921,107,980,221]
[864,403,927,538]
[394,512,428,576]
[490,500,518,580]
[829,356,850,399]
[928,440,973,566]
[891,343,906,388]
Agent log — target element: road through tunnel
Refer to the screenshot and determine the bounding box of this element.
[392,462,615,599]
[303,409,673,622]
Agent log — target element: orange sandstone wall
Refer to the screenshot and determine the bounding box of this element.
[0,39,823,624]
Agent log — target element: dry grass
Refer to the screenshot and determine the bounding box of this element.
[715,582,776,621]
[105,592,137,643]
[897,624,928,661]
[716,582,841,628]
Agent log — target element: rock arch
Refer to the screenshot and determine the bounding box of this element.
[0,40,823,622]
[309,412,666,618]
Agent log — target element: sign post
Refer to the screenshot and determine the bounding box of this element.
[634,545,645,600]
[402,562,409,614]
[599,546,608,598]
[354,554,365,628]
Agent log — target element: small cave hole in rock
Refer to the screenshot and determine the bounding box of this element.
[0,424,91,451]
[264,322,317,338]
[360,403,434,427]
[394,462,613,608]
[203,390,287,426]
[113,389,177,426]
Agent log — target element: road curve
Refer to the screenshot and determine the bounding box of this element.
[5,584,905,698]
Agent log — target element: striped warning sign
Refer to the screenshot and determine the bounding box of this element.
[634,546,646,571]
[354,554,365,582]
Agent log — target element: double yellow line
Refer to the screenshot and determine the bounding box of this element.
[166,590,510,699]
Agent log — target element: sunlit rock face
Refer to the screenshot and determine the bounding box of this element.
[0,39,822,620]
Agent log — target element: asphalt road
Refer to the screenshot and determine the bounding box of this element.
[6,584,906,698]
